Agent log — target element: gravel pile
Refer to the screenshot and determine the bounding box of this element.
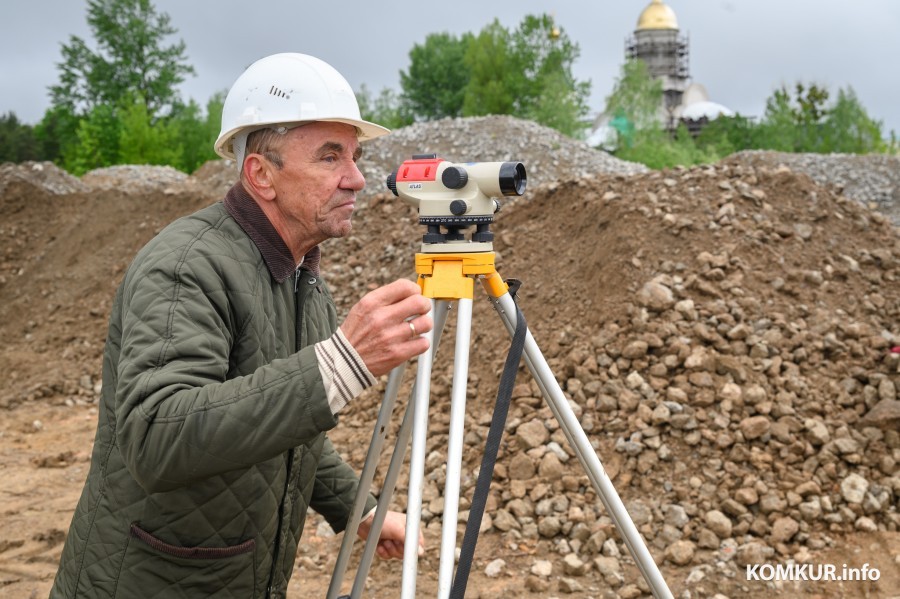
[0,161,87,196]
[358,115,649,194]
[81,164,189,195]
[726,150,900,225]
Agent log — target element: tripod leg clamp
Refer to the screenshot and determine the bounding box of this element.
[418,259,475,299]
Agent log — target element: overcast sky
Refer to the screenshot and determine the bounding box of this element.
[3,1,899,137]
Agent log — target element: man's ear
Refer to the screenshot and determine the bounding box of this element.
[242,154,277,201]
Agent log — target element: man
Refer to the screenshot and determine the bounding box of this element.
[51,53,432,598]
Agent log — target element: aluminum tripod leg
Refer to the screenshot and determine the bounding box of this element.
[490,291,673,599]
[438,298,473,597]
[339,297,472,599]
[325,365,406,599]
[401,298,438,599]
[347,301,452,598]
[349,392,415,596]
[327,301,451,599]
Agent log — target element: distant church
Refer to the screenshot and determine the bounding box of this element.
[590,0,734,146]
[626,0,690,125]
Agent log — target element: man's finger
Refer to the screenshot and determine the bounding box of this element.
[363,279,422,305]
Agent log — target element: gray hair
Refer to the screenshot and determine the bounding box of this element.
[237,124,308,174]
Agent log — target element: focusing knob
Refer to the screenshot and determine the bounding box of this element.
[442,166,468,190]
[449,200,468,216]
[386,170,399,196]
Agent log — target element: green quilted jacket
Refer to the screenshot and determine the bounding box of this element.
[51,183,376,598]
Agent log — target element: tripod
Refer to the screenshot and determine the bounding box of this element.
[326,250,673,599]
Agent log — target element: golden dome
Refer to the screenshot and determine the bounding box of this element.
[636,0,679,31]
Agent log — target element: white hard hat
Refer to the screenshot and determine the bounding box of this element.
[214,53,389,161]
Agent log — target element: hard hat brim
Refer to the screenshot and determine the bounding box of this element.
[214,118,390,160]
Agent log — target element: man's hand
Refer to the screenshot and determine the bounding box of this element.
[356,510,424,560]
[340,279,433,377]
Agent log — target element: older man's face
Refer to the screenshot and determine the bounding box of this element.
[269,121,366,246]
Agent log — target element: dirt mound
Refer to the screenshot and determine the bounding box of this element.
[1,118,898,598]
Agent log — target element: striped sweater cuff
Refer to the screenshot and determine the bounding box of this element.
[315,328,377,414]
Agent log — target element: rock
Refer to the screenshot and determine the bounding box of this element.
[493,509,519,532]
[531,559,553,577]
[562,553,586,576]
[855,516,878,531]
[769,517,800,543]
[593,556,624,586]
[840,473,870,504]
[664,540,695,566]
[759,493,787,514]
[638,280,676,311]
[734,487,759,505]
[538,452,565,480]
[558,577,584,593]
[664,504,689,528]
[516,419,549,449]
[878,378,897,401]
[618,584,645,599]
[525,575,550,592]
[538,516,562,538]
[484,558,506,578]
[735,541,774,567]
[805,419,831,445]
[508,453,535,480]
[740,415,770,440]
[798,498,823,521]
[623,340,650,359]
[705,510,733,539]
[859,399,900,429]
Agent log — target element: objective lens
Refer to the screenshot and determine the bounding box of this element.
[498,162,526,196]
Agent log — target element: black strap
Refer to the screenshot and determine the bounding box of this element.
[449,298,527,599]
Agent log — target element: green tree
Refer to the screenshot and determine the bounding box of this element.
[615,124,717,170]
[820,87,885,154]
[34,105,81,164]
[462,21,516,116]
[792,83,829,151]
[50,0,194,119]
[794,83,829,124]
[601,59,723,168]
[400,32,472,120]
[0,112,40,163]
[507,14,591,136]
[357,85,413,130]
[399,14,590,137]
[529,69,589,138]
[117,94,181,167]
[755,83,835,152]
[64,103,121,174]
[694,114,760,156]
[603,59,663,135]
[755,86,796,151]
[758,82,889,153]
[166,93,225,172]
[462,14,590,137]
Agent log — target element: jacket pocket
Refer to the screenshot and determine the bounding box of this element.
[116,523,256,598]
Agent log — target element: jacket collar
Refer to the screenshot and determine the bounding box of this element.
[223,182,321,282]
